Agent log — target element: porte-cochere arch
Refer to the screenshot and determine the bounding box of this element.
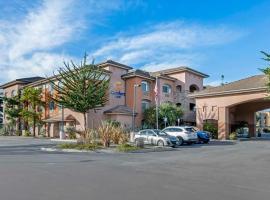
[190,75,268,139]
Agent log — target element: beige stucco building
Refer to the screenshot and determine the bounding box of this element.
[1,60,208,137]
[190,75,269,139]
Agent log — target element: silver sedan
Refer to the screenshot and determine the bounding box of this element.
[134,129,179,147]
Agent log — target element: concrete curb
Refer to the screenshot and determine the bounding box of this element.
[126,146,174,153]
[40,146,174,153]
[50,139,77,143]
[40,147,108,153]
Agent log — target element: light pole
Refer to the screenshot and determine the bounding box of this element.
[59,104,65,140]
[164,117,167,128]
[132,84,141,132]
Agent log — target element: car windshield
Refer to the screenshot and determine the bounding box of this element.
[184,127,196,132]
[153,130,167,136]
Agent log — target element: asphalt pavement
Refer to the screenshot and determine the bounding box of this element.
[0,137,270,200]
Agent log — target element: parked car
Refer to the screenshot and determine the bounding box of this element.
[196,131,210,144]
[134,129,180,147]
[163,126,198,145]
[192,127,211,144]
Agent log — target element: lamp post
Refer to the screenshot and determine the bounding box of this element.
[132,84,141,132]
[164,117,168,128]
[59,104,65,140]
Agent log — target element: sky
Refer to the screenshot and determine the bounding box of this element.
[0,0,269,86]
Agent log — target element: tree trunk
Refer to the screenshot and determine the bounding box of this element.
[33,118,36,137]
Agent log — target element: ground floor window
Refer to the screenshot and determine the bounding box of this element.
[142,100,150,112]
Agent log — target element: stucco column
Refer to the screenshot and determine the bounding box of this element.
[248,111,256,137]
[218,107,229,140]
[196,108,203,130]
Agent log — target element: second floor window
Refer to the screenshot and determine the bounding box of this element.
[49,83,54,95]
[49,101,55,111]
[162,84,172,94]
[141,81,150,93]
[11,90,16,97]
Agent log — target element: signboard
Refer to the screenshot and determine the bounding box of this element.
[111,81,125,98]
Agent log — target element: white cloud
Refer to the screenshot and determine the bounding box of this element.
[9,0,79,60]
[0,0,81,84]
[0,0,123,84]
[93,21,244,71]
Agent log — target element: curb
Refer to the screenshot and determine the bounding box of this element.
[127,147,174,153]
[40,146,174,153]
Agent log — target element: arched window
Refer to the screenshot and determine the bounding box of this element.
[189,84,199,93]
[49,101,55,111]
[141,99,150,112]
[162,84,172,94]
[141,81,150,93]
[11,90,16,97]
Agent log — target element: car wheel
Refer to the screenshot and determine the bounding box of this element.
[134,139,140,146]
[177,136,184,146]
[203,140,209,144]
[157,140,164,147]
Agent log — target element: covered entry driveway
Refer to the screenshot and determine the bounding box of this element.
[191,75,268,139]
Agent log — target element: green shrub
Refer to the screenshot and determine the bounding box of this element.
[23,130,31,137]
[229,132,237,140]
[105,119,121,127]
[203,122,218,139]
[117,143,140,152]
[15,130,22,136]
[57,143,101,150]
[0,126,11,136]
[65,126,77,139]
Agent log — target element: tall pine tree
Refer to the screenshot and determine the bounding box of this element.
[50,54,110,132]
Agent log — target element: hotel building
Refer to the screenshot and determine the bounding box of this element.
[0,60,208,137]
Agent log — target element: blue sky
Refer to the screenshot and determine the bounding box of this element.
[0,0,269,85]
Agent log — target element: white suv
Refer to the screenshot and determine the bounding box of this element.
[162,126,198,145]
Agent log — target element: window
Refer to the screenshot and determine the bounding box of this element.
[153,130,167,136]
[189,84,199,93]
[139,130,147,136]
[49,101,55,111]
[184,127,196,132]
[141,81,150,93]
[190,103,196,111]
[146,130,156,136]
[141,100,150,112]
[11,90,16,97]
[176,103,182,107]
[176,85,182,93]
[162,84,172,94]
[49,82,54,94]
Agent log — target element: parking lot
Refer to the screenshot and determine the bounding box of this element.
[0,137,270,200]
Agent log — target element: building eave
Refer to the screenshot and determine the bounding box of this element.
[155,67,209,78]
[26,69,112,88]
[104,112,135,116]
[189,87,267,98]
[121,74,155,81]
[98,60,133,70]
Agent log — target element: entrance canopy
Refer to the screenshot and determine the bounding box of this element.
[43,114,78,123]
[190,75,269,139]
